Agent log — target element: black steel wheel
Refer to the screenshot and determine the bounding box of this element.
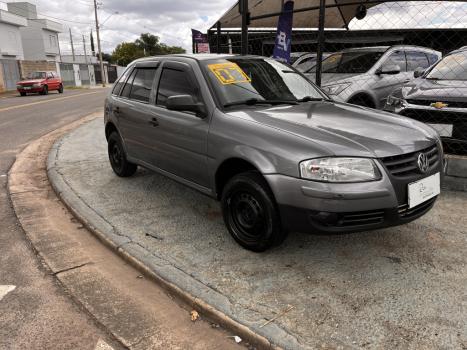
[41,85,48,95]
[108,132,137,177]
[221,172,286,252]
[58,84,64,93]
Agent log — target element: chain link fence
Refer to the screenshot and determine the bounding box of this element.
[209,1,467,156]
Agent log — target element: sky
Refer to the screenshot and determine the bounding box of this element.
[1,0,467,57]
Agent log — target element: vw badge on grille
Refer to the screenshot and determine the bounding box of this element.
[417,153,429,173]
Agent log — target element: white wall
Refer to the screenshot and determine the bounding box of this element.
[42,28,59,58]
[0,22,24,59]
[19,20,45,60]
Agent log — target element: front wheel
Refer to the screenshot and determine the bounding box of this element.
[221,172,287,252]
[58,84,64,93]
[108,132,137,177]
[41,85,48,95]
[20,92,26,96]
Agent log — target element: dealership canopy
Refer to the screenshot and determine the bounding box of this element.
[213,0,387,29]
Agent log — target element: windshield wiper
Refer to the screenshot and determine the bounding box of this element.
[223,98,298,108]
[296,96,326,103]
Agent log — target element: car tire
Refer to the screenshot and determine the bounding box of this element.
[58,84,64,93]
[108,132,137,177]
[221,172,287,252]
[20,92,26,96]
[41,85,48,95]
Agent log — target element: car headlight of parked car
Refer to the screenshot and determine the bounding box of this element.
[321,82,351,95]
[16,85,22,89]
[386,95,406,108]
[32,83,42,88]
[300,157,382,183]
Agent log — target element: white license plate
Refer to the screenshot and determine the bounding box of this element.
[408,172,440,209]
[23,87,31,90]
[428,123,453,137]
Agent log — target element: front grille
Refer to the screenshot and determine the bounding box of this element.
[20,84,33,87]
[398,196,437,219]
[406,99,467,109]
[338,210,385,227]
[381,144,439,178]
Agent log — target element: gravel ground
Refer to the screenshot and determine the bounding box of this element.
[54,118,467,350]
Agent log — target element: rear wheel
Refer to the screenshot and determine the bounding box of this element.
[58,84,64,93]
[221,172,287,252]
[20,92,26,96]
[41,85,48,95]
[108,132,137,177]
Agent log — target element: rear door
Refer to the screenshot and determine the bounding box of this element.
[146,60,210,187]
[112,62,159,165]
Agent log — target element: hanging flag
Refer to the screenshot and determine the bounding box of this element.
[191,29,210,53]
[272,1,294,63]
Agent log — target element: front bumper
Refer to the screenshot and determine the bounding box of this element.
[265,154,442,234]
[17,86,44,93]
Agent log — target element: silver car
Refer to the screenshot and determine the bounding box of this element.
[105,54,443,252]
[306,46,441,109]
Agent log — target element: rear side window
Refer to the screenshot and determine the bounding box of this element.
[121,69,137,98]
[113,68,132,95]
[128,68,157,103]
[406,51,430,71]
[384,51,407,72]
[156,68,197,107]
[427,53,439,66]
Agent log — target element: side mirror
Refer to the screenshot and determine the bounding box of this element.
[166,95,205,117]
[377,64,401,75]
[413,67,425,78]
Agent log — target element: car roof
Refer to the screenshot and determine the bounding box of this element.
[450,46,467,54]
[336,45,439,54]
[132,53,269,63]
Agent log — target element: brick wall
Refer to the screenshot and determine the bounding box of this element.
[18,60,57,79]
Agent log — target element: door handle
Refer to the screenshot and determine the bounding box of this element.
[149,117,159,127]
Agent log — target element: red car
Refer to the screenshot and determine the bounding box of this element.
[16,71,64,96]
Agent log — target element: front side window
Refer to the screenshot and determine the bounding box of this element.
[128,68,157,103]
[201,57,325,107]
[156,68,197,106]
[425,52,467,81]
[383,51,407,72]
[406,51,430,71]
[314,51,384,74]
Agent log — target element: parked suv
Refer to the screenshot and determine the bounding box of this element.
[385,46,467,155]
[16,71,63,96]
[305,46,441,109]
[105,54,443,252]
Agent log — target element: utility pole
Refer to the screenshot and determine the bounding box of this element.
[93,0,105,87]
[83,35,88,64]
[69,28,75,61]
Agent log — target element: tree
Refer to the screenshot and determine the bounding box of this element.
[135,33,185,56]
[111,42,144,66]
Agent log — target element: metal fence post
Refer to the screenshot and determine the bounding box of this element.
[240,0,249,55]
[315,0,326,87]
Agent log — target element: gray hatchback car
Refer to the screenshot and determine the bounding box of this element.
[105,54,443,252]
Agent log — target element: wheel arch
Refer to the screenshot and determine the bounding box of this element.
[347,92,377,108]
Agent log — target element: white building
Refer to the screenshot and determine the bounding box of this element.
[0,8,26,60]
[7,2,62,62]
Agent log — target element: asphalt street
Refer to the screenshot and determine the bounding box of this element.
[0,88,121,349]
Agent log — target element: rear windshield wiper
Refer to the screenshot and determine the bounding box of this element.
[223,98,298,108]
[296,96,326,102]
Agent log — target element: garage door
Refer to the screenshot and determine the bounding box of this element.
[1,60,20,90]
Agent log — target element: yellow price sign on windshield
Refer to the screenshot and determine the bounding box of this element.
[208,62,251,85]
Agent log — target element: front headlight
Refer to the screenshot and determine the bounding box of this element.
[386,95,406,107]
[16,85,22,89]
[299,157,382,183]
[32,83,42,87]
[321,83,351,95]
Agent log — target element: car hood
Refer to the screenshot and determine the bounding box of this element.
[227,101,437,158]
[306,73,362,85]
[17,79,44,84]
[399,78,467,101]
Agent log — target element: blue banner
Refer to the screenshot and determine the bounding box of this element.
[272,1,294,64]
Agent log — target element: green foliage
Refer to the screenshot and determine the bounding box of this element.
[112,33,186,65]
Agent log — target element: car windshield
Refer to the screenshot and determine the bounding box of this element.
[310,51,384,74]
[201,57,325,107]
[28,72,46,79]
[425,51,467,80]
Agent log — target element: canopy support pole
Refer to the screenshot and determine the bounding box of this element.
[216,21,222,53]
[315,0,326,87]
[240,0,249,55]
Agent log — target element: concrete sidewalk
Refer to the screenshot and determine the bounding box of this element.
[49,117,467,350]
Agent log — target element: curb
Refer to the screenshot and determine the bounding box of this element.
[47,123,301,349]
